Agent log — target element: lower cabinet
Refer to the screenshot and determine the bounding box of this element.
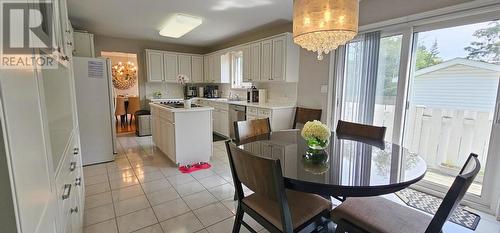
[246,106,295,131]
[247,141,297,176]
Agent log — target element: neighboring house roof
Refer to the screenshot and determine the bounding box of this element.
[414,58,500,76]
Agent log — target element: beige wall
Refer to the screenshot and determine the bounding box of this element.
[93,35,205,107]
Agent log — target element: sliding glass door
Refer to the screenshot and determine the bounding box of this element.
[403,20,500,198]
[334,17,500,209]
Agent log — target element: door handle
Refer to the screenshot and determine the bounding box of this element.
[69,162,76,171]
[62,184,72,200]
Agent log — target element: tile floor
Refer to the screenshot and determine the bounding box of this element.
[82,134,500,233]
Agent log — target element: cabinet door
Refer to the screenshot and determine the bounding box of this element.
[166,121,176,162]
[204,56,210,82]
[164,53,178,82]
[213,109,220,133]
[192,56,204,83]
[220,110,229,137]
[178,55,192,79]
[242,46,252,82]
[147,51,164,82]
[272,36,286,81]
[261,142,272,158]
[213,53,222,83]
[208,55,215,82]
[261,39,272,81]
[250,42,261,81]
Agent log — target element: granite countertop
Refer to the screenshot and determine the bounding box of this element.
[196,98,296,110]
[149,102,214,113]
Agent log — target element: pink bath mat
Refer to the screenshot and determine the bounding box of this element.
[178,162,211,173]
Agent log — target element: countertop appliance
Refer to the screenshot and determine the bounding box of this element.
[229,104,247,139]
[73,57,117,165]
[186,86,197,98]
[247,86,259,102]
[204,85,220,98]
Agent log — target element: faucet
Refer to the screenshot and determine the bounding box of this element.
[229,92,240,101]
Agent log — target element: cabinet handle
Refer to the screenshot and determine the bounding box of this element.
[67,42,73,46]
[75,177,82,186]
[73,148,79,155]
[70,207,79,214]
[69,162,76,171]
[65,30,71,33]
[62,184,72,200]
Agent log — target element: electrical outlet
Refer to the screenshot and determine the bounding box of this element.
[320,85,328,93]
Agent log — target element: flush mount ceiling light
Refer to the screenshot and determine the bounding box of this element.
[293,0,359,60]
[159,13,203,38]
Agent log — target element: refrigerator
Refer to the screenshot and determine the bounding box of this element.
[73,57,117,165]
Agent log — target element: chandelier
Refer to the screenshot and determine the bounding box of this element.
[111,61,137,90]
[293,0,359,60]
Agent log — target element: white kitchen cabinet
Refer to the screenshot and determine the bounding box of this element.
[250,42,262,81]
[73,31,95,58]
[164,53,178,82]
[272,36,286,81]
[203,56,210,82]
[192,56,204,83]
[204,53,229,84]
[178,54,192,79]
[242,45,252,82]
[246,106,295,131]
[150,103,212,165]
[261,39,272,81]
[147,50,165,82]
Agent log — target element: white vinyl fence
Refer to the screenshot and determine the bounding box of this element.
[372,104,491,175]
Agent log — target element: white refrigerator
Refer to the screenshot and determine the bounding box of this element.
[73,57,117,165]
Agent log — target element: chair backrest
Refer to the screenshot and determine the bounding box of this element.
[425,153,481,233]
[127,96,141,115]
[225,140,294,231]
[336,120,386,141]
[234,118,271,144]
[115,97,126,116]
[293,107,322,129]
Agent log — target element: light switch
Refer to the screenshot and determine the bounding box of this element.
[320,85,328,93]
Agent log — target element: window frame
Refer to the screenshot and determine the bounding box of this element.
[230,51,251,89]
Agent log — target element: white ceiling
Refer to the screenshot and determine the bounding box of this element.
[67,0,292,47]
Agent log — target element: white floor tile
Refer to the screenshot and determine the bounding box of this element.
[208,183,235,201]
[112,184,145,202]
[83,204,115,226]
[131,224,164,233]
[141,178,172,194]
[83,219,118,233]
[85,191,113,209]
[160,212,204,233]
[114,195,151,217]
[153,198,191,222]
[86,182,111,196]
[198,175,227,189]
[146,187,180,206]
[109,176,140,190]
[182,190,218,210]
[193,203,233,227]
[167,174,197,187]
[174,181,206,197]
[117,208,158,233]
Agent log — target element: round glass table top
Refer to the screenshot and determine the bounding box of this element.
[237,130,427,197]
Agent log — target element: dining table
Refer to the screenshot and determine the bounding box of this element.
[235,129,427,201]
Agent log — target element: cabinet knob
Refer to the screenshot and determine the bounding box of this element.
[67,42,73,46]
[73,148,79,155]
[75,177,82,186]
[65,30,71,33]
[70,207,79,214]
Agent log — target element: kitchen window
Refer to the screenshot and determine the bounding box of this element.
[231,51,251,89]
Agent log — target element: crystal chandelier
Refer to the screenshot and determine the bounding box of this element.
[293,0,359,60]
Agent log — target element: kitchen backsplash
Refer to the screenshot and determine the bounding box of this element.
[146,82,184,99]
[220,82,297,103]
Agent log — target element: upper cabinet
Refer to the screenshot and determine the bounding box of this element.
[145,33,298,84]
[146,50,205,83]
[192,56,204,83]
[242,33,299,83]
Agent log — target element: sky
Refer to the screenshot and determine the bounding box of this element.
[417,20,498,61]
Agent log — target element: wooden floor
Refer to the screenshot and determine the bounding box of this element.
[116,118,136,134]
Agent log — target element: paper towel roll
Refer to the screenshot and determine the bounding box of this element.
[258,89,267,103]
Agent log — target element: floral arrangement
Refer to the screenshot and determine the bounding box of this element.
[111,61,137,90]
[301,120,331,150]
[176,74,190,85]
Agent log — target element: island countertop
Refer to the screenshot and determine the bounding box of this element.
[149,102,214,112]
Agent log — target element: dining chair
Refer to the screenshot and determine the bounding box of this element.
[127,96,141,125]
[234,118,271,145]
[292,107,322,129]
[115,97,127,126]
[225,140,332,233]
[331,153,481,233]
[335,120,386,141]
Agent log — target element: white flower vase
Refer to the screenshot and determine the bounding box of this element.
[184,99,192,108]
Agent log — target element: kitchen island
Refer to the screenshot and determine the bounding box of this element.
[150,102,213,166]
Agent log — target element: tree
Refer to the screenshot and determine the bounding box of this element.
[415,40,443,70]
[465,22,500,63]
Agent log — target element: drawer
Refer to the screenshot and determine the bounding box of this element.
[258,108,271,117]
[247,107,258,115]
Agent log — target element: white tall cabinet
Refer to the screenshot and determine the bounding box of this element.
[0,0,84,233]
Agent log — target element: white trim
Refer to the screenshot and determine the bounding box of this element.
[326,53,336,128]
[359,0,500,33]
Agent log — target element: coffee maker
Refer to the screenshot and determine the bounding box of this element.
[204,85,219,98]
[186,86,197,98]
